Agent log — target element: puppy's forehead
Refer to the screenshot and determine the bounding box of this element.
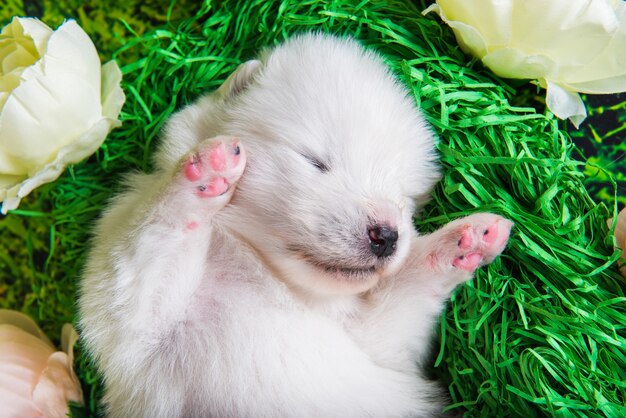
[247,35,423,147]
[230,34,440,198]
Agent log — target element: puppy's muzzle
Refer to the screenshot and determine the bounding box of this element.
[367,225,398,258]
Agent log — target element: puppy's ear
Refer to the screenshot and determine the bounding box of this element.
[218,60,262,99]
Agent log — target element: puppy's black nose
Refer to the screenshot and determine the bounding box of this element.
[368,225,398,258]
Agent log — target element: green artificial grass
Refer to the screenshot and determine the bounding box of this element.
[1,1,626,417]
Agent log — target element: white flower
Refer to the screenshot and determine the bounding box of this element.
[0,17,125,214]
[423,0,626,127]
[0,309,83,417]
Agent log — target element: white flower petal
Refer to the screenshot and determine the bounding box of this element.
[42,20,101,93]
[423,4,489,58]
[0,18,49,71]
[0,149,24,175]
[18,59,45,84]
[0,20,44,100]
[545,80,587,128]
[0,185,21,213]
[0,117,120,214]
[510,0,616,67]
[101,60,125,119]
[565,74,626,95]
[13,17,53,57]
[0,73,102,174]
[0,70,22,93]
[0,173,23,190]
[425,0,626,126]
[425,0,513,48]
[562,5,626,93]
[0,18,124,213]
[0,41,37,76]
[482,48,557,80]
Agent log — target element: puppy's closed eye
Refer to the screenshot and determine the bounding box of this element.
[302,154,329,172]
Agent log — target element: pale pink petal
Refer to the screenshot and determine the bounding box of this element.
[0,309,53,344]
[0,310,84,417]
[613,207,626,249]
[0,323,53,417]
[32,352,84,418]
[608,207,626,278]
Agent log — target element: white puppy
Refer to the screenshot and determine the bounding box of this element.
[79,33,512,417]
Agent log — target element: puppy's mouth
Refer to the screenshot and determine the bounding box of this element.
[320,263,377,279]
[288,247,379,281]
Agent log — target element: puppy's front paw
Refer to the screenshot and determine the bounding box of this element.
[452,214,512,272]
[428,213,513,279]
[181,136,246,198]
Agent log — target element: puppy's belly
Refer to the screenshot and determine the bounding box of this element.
[173,259,414,415]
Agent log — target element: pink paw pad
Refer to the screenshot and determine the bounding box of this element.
[196,177,229,198]
[453,252,483,271]
[182,138,243,198]
[452,217,513,273]
[185,155,203,181]
[482,223,499,245]
[458,229,473,249]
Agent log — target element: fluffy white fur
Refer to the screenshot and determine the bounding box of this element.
[79,34,512,417]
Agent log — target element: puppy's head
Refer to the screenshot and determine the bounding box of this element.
[220,34,440,295]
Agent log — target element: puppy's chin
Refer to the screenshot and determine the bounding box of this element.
[270,257,383,296]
